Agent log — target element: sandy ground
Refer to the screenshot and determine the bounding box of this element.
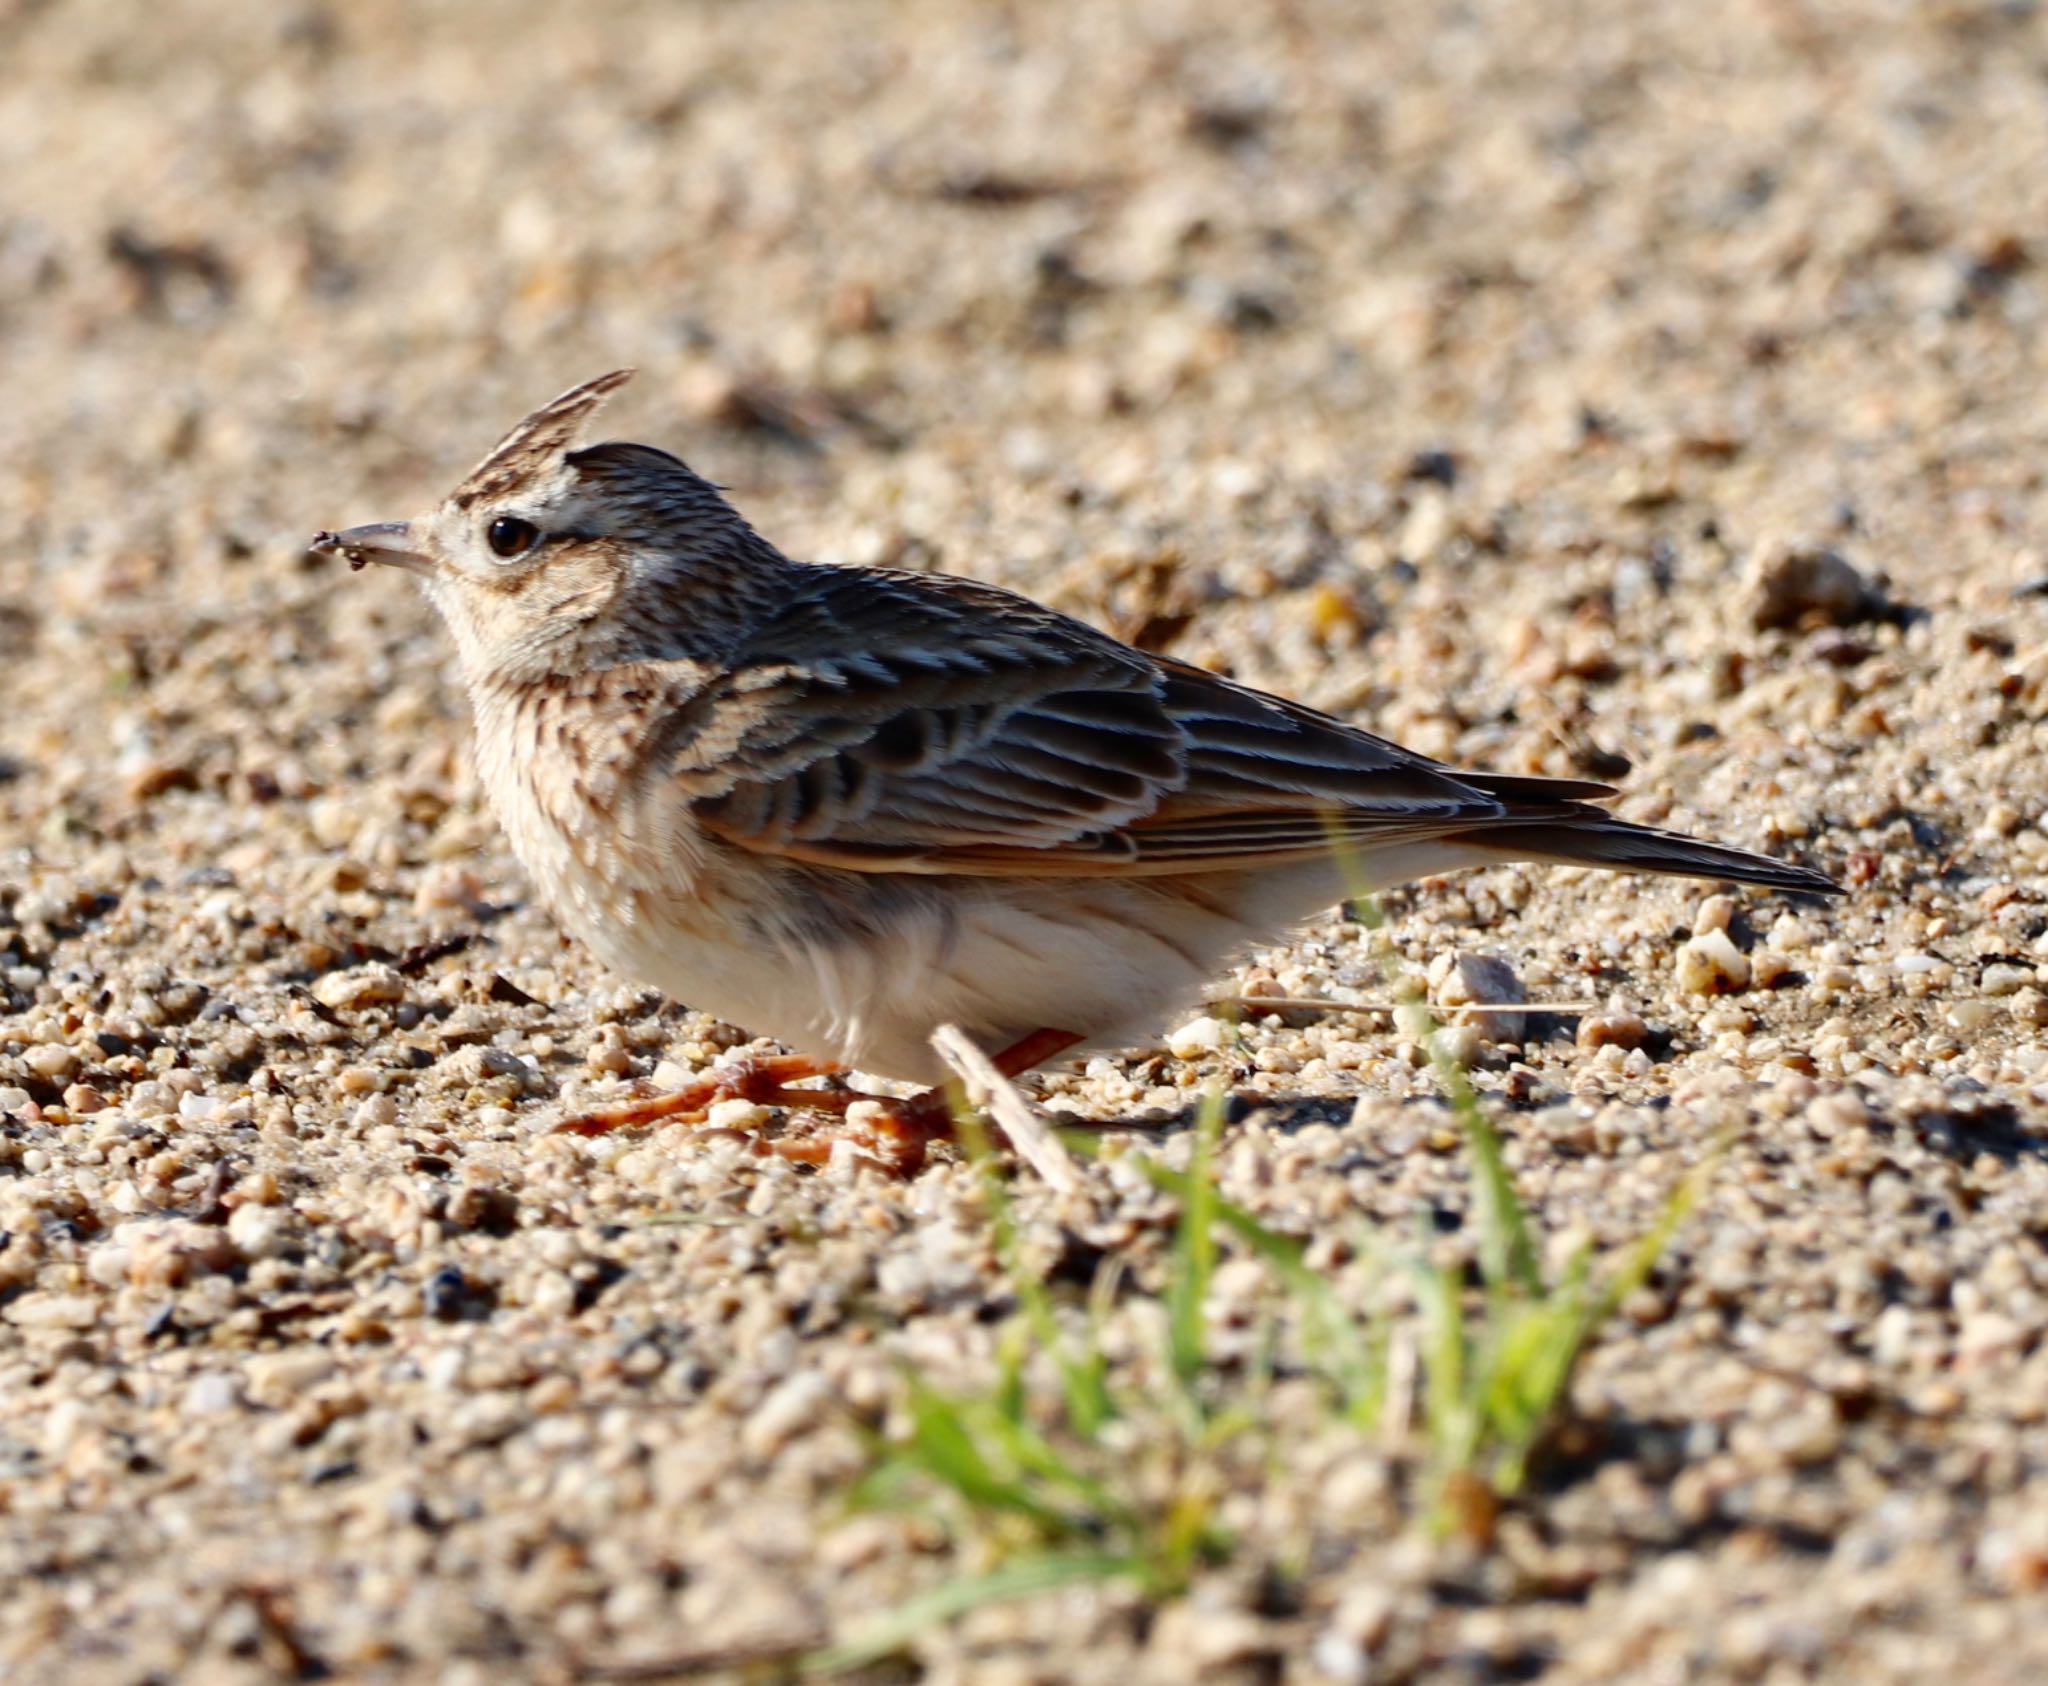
[4,0,2048,1679]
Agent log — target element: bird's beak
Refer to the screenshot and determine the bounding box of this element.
[309,521,428,574]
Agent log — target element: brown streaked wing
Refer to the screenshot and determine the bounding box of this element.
[681,564,1601,875]
[684,565,1189,855]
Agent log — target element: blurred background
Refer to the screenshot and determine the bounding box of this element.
[3,0,2045,872]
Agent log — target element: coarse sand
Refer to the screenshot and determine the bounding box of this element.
[4,1,2048,1679]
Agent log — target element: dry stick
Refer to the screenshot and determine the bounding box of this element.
[930,1022,1082,1194]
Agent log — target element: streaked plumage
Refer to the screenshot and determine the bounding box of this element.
[313,371,1838,1114]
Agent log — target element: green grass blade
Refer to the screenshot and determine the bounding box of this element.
[1154,1484,1225,1592]
[994,1319,1033,1424]
[1443,1084,1540,1296]
[1164,1085,1227,1418]
[1138,1161,1384,1420]
[958,1095,1121,1442]
[1588,1134,1718,1328]
[803,1550,1139,1675]
[1407,1251,1469,1465]
[891,1383,1077,1536]
[966,1399,1132,1531]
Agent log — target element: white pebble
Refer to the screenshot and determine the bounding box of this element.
[4,1292,97,1328]
[527,1273,578,1317]
[1767,913,1811,952]
[244,1350,336,1405]
[1871,1304,1916,1367]
[312,965,406,1010]
[875,1251,932,1300]
[1166,1015,1235,1059]
[424,1348,468,1391]
[586,1041,634,1077]
[1947,1000,1998,1033]
[1692,895,1736,937]
[23,1044,80,1081]
[128,1081,174,1118]
[706,1098,771,1131]
[1428,1024,1484,1068]
[227,1202,292,1260]
[85,1246,131,1288]
[41,1399,93,1457]
[1675,930,1750,994]
[741,1369,833,1458]
[183,1373,241,1414]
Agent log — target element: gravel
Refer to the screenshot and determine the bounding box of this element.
[5,0,2048,1680]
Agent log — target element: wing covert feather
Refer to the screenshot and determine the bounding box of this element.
[671,565,1609,874]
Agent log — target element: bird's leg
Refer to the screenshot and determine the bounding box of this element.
[554,1029,1085,1177]
[767,1027,1088,1175]
[553,1052,850,1138]
[978,1027,1090,1082]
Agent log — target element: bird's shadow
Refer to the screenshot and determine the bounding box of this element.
[1087,1082,2048,1167]
[1084,1092,1358,1141]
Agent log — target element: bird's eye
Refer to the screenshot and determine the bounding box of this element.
[486,515,541,559]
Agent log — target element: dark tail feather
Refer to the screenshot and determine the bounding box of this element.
[1461,770,1621,804]
[1472,813,1842,896]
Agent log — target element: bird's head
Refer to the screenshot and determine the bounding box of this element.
[313,369,771,684]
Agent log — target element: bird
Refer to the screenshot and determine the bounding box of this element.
[312,369,1839,1170]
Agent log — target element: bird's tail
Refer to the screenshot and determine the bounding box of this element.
[1468,813,1842,896]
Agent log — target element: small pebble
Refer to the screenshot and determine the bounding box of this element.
[1428,1023,1484,1068]
[1749,950,1795,990]
[741,1370,833,1458]
[183,1373,241,1414]
[1166,1015,1236,1059]
[1746,537,1886,629]
[312,965,407,1011]
[226,1203,293,1260]
[4,1292,98,1329]
[1577,998,1647,1051]
[1693,895,1736,936]
[1435,951,1526,1043]
[1768,913,1812,952]
[1676,929,1750,994]
[705,1098,771,1131]
[24,1044,81,1081]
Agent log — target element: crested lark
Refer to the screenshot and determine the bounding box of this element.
[313,371,1839,1169]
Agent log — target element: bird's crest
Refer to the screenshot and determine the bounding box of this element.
[450,369,635,509]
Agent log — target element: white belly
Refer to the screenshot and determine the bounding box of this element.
[611,867,1350,1086]
[489,765,1284,1081]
